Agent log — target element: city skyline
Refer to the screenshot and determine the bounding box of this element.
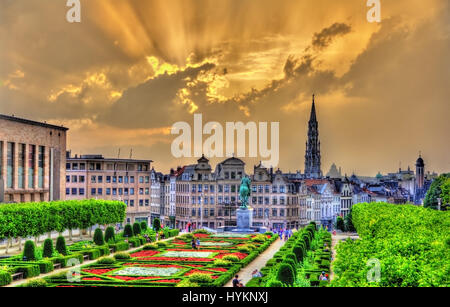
[1,0,449,176]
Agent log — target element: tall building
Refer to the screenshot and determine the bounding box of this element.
[0,114,68,203]
[65,153,153,224]
[304,94,322,179]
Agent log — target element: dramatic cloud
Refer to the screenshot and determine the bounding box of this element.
[0,0,449,175]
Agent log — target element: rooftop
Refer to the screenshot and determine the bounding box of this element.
[0,113,69,131]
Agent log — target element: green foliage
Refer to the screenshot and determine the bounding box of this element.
[43,239,54,258]
[23,240,37,261]
[143,243,158,250]
[114,252,131,260]
[21,278,48,288]
[336,216,345,231]
[332,202,450,287]
[222,255,240,262]
[0,200,126,240]
[193,229,209,234]
[132,223,142,236]
[176,279,200,287]
[276,263,295,286]
[56,236,68,255]
[140,221,148,231]
[124,224,134,238]
[424,174,450,210]
[267,280,283,287]
[0,270,12,286]
[213,259,232,267]
[344,211,356,232]
[96,257,116,265]
[104,227,115,243]
[188,273,213,284]
[152,218,161,232]
[93,228,104,246]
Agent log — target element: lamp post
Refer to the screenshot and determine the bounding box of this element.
[200,190,204,229]
[437,198,441,211]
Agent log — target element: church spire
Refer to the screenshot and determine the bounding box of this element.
[304,94,322,179]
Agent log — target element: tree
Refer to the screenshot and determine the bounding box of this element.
[133,222,142,236]
[56,236,68,255]
[104,227,115,243]
[336,216,345,231]
[345,211,356,232]
[424,174,450,210]
[43,238,54,258]
[93,228,104,245]
[124,224,134,238]
[23,240,36,261]
[276,263,295,286]
[153,218,161,232]
[140,221,148,231]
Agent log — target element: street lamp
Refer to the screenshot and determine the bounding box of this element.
[200,189,204,229]
[437,198,441,211]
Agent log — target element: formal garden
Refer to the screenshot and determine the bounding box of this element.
[13,230,275,287]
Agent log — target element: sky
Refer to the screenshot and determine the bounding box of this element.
[1,0,449,176]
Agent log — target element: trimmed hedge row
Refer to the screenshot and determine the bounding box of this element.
[0,200,127,240]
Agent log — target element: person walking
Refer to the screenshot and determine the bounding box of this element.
[232,275,241,287]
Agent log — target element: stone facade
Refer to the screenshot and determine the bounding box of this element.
[0,114,67,203]
[65,154,152,224]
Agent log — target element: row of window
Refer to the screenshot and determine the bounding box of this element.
[67,162,149,172]
[66,187,145,196]
[66,175,150,184]
[187,184,288,194]
[183,207,289,218]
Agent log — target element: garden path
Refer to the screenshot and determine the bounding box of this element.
[224,237,285,287]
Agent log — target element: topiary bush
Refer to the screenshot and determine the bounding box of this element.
[282,258,297,277]
[276,263,295,286]
[285,252,297,265]
[140,221,148,231]
[43,238,54,258]
[143,243,158,250]
[293,244,304,263]
[21,278,48,288]
[153,218,161,232]
[133,222,142,236]
[93,228,104,246]
[222,255,240,262]
[0,270,12,286]
[56,236,68,256]
[114,252,131,260]
[23,240,37,261]
[176,279,200,287]
[104,226,115,243]
[267,279,283,287]
[96,257,115,265]
[124,224,134,238]
[188,273,213,284]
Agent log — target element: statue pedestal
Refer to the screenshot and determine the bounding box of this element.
[235,208,254,232]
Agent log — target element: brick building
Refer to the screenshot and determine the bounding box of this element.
[65,153,153,224]
[0,114,67,203]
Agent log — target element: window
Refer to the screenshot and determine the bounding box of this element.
[224,185,230,193]
[91,176,96,183]
[139,188,144,195]
[130,200,135,207]
[139,199,144,206]
[265,185,270,193]
[6,142,14,188]
[218,185,223,193]
[66,175,70,183]
[225,172,229,179]
[72,163,78,170]
[118,176,123,183]
[130,176,135,183]
[79,176,85,183]
[28,145,35,189]
[280,209,285,217]
[98,176,103,183]
[66,163,71,170]
[79,188,85,195]
[210,185,215,192]
[119,188,123,195]
[91,188,96,195]
[272,208,277,217]
[106,188,111,195]
[231,185,236,193]
[139,176,144,183]
[112,176,117,183]
[79,163,86,170]
[145,199,149,206]
[112,188,117,195]
[66,188,70,195]
[72,175,78,183]
[130,188,135,195]
[98,188,103,195]
[72,188,77,195]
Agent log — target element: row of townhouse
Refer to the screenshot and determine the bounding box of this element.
[148,156,388,231]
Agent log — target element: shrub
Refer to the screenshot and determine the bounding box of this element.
[169,229,180,237]
[23,240,37,261]
[93,228,104,246]
[285,252,297,265]
[251,234,267,243]
[0,270,12,286]
[21,278,48,288]
[114,252,131,260]
[124,224,134,238]
[222,255,240,263]
[336,216,345,232]
[176,279,200,287]
[153,218,161,232]
[213,259,232,267]
[56,236,68,256]
[193,229,209,234]
[104,227,115,243]
[143,243,158,250]
[43,238,54,258]
[188,273,213,284]
[267,280,283,287]
[96,257,115,265]
[140,221,148,231]
[293,245,304,263]
[133,223,142,236]
[156,241,169,248]
[282,258,297,276]
[276,263,295,286]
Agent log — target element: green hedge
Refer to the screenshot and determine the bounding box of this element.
[0,200,126,240]
[0,270,12,286]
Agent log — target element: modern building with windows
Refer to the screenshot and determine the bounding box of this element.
[65,153,153,224]
[0,114,67,203]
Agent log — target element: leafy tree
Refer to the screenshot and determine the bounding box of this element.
[93,228,104,245]
[424,174,450,210]
[140,221,148,231]
[104,227,115,243]
[345,211,356,232]
[23,240,36,261]
[56,236,68,255]
[43,238,54,258]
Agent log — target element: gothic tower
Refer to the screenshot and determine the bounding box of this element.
[304,94,322,179]
[416,153,425,190]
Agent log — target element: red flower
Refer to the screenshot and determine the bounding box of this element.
[149,257,214,262]
[131,250,160,258]
[194,233,210,238]
[184,269,215,276]
[82,277,102,281]
[151,279,181,283]
[215,252,248,260]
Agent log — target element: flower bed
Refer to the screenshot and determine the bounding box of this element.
[42,232,277,287]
